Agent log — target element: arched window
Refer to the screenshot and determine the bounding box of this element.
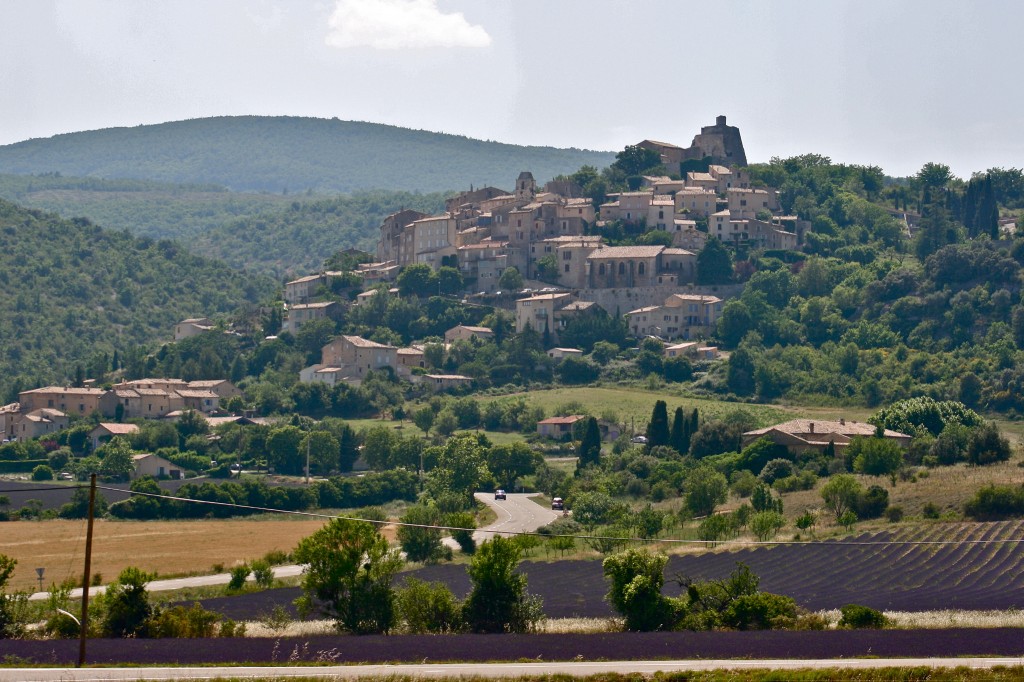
[598,263,605,275]
[618,262,625,275]
[638,262,646,275]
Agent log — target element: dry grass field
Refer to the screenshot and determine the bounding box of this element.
[0,518,334,592]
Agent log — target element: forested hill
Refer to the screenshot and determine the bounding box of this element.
[0,173,447,278]
[0,199,277,402]
[0,117,615,193]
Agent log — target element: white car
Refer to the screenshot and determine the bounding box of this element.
[630,435,649,444]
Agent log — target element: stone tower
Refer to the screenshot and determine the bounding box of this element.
[515,171,536,203]
[686,115,747,167]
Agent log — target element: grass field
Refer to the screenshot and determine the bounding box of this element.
[0,518,332,592]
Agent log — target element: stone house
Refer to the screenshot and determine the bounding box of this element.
[283,301,338,334]
[741,419,912,456]
[444,325,494,344]
[0,402,18,440]
[421,374,473,393]
[174,318,214,341]
[547,347,583,360]
[175,389,220,413]
[515,292,573,334]
[585,245,695,289]
[187,380,242,401]
[14,408,68,440]
[298,364,349,387]
[320,335,397,378]
[284,274,327,305]
[536,415,586,439]
[132,453,183,480]
[18,386,108,416]
[89,423,140,451]
[674,188,719,218]
[626,294,724,340]
[376,209,429,264]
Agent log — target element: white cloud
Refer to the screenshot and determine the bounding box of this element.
[326,0,491,49]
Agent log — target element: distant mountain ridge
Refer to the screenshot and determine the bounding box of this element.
[0,117,615,193]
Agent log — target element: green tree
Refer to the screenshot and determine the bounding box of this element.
[395,578,462,634]
[266,425,304,475]
[413,406,435,437]
[821,474,863,519]
[397,504,446,564]
[602,549,674,631]
[669,406,687,455]
[426,432,490,506]
[300,430,341,476]
[967,422,1012,465]
[577,417,602,470]
[462,536,541,633]
[435,266,464,295]
[850,437,904,481]
[697,238,733,285]
[0,554,25,639]
[685,466,729,517]
[102,566,154,637]
[488,442,540,490]
[99,436,136,482]
[396,263,437,297]
[645,400,670,448]
[293,518,404,634]
[749,511,786,541]
[498,267,524,291]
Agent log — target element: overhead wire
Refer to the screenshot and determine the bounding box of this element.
[93,484,1024,549]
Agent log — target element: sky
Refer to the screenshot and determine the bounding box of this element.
[1,0,1021,178]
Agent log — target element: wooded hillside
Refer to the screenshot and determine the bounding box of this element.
[0,199,276,401]
[0,117,615,193]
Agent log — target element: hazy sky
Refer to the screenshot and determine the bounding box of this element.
[2,0,1021,178]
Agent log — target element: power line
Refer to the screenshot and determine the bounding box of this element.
[94,485,1024,549]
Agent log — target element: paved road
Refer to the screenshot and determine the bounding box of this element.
[4,658,1024,680]
[31,492,557,601]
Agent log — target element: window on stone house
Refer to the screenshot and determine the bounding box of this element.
[618,262,625,275]
[564,264,570,273]
[599,264,605,275]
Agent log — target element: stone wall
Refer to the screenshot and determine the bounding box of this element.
[579,283,743,315]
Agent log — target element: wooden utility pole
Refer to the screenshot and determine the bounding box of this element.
[78,473,97,668]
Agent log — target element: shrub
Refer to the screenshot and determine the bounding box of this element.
[227,564,250,592]
[148,602,220,638]
[966,422,1012,465]
[965,485,1024,520]
[250,559,274,589]
[838,603,888,629]
[102,567,154,638]
[446,511,476,555]
[749,511,786,541]
[758,458,793,484]
[395,578,462,634]
[795,511,817,532]
[463,536,543,633]
[885,506,905,523]
[31,464,54,481]
[602,549,675,631]
[721,592,798,630]
[854,485,889,519]
[922,502,942,519]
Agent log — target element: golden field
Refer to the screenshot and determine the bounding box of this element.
[0,518,333,592]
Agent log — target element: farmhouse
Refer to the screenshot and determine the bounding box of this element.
[132,453,183,480]
[741,418,912,455]
[537,414,586,439]
[90,423,140,451]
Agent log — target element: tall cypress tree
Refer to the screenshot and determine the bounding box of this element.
[669,406,686,454]
[646,400,670,448]
[577,416,602,470]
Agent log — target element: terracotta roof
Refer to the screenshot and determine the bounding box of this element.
[21,386,106,395]
[289,301,336,310]
[114,389,140,398]
[340,335,396,349]
[626,306,660,315]
[668,294,722,304]
[641,139,683,150]
[587,245,665,259]
[538,415,586,425]
[187,380,228,388]
[137,388,172,397]
[397,347,424,355]
[286,274,324,285]
[558,301,597,312]
[662,248,695,255]
[424,374,472,380]
[744,419,910,441]
[94,423,139,435]
[518,293,572,302]
[176,389,219,399]
[450,325,493,334]
[0,402,20,413]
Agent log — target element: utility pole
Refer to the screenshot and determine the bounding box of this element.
[305,435,311,485]
[78,473,97,668]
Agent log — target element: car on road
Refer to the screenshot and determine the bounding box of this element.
[551,497,564,510]
[630,435,648,444]
[494,489,506,500]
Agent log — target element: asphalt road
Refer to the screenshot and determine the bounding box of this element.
[4,658,1024,680]
[31,492,558,600]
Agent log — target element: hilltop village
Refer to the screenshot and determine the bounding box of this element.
[275,116,808,390]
